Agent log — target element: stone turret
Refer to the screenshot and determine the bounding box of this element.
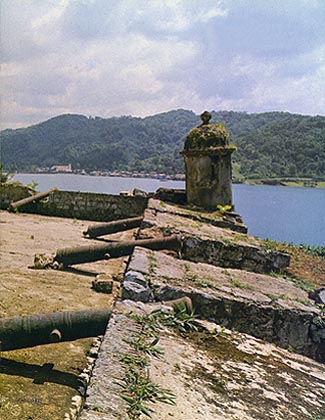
[181,111,236,210]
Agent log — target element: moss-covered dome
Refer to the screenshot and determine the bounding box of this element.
[184,111,230,150]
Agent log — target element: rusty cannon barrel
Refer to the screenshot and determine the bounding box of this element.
[55,235,181,266]
[0,308,112,351]
[83,216,143,238]
[8,188,58,212]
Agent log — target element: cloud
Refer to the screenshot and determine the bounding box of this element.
[248,46,325,115]
[59,0,227,38]
[0,0,324,129]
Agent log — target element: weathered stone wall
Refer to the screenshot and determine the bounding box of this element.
[182,235,290,274]
[153,284,319,360]
[1,184,148,221]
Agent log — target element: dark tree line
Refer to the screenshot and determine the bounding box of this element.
[1,109,324,180]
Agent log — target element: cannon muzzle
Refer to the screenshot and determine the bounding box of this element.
[8,188,58,212]
[83,216,143,238]
[0,308,112,351]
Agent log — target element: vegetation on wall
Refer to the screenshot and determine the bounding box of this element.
[1,109,324,181]
[0,163,11,183]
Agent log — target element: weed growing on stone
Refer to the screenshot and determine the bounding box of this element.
[128,302,202,335]
[119,304,212,417]
[147,251,159,281]
[26,179,39,191]
[296,244,325,257]
[197,280,215,289]
[232,234,250,243]
[174,362,181,371]
[152,306,201,333]
[294,297,315,307]
[147,251,157,263]
[287,276,314,292]
[270,271,314,292]
[216,204,232,215]
[266,293,279,302]
[260,239,283,253]
[182,262,198,282]
[159,201,167,208]
[160,225,175,236]
[118,307,181,418]
[120,354,149,368]
[262,238,325,258]
[287,345,294,353]
[313,304,325,328]
[118,367,175,418]
[124,335,164,358]
[229,278,255,291]
[221,237,233,246]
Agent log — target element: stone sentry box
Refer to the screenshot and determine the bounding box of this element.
[181,111,236,210]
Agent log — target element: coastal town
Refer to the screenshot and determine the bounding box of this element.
[30,164,186,181]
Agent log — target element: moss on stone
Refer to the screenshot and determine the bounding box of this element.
[184,123,230,150]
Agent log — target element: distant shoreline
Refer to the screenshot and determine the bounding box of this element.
[11,172,325,189]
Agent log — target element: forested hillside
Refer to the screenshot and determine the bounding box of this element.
[1,109,324,181]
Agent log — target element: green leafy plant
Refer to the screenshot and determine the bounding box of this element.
[120,304,216,417]
[217,204,232,215]
[159,201,167,208]
[262,238,325,258]
[269,271,314,292]
[128,303,202,335]
[118,367,175,418]
[287,276,314,292]
[26,179,39,191]
[0,163,12,183]
[119,308,179,418]
[120,354,149,368]
[296,244,325,257]
[124,335,164,358]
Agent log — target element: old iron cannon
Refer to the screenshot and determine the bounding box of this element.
[0,308,112,351]
[55,235,181,266]
[8,188,58,212]
[83,216,143,238]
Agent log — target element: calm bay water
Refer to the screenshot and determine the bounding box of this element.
[13,173,325,247]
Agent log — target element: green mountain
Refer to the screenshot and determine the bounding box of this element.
[1,109,324,181]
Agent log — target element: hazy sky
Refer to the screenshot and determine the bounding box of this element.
[1,0,324,129]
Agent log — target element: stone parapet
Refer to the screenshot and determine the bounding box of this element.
[1,184,148,221]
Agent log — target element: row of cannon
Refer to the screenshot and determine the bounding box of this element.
[2,191,183,351]
[9,189,181,266]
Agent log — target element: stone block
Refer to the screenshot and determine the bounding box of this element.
[122,281,153,303]
[92,275,114,294]
[124,270,148,287]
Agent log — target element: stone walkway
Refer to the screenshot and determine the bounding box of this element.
[79,199,325,420]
